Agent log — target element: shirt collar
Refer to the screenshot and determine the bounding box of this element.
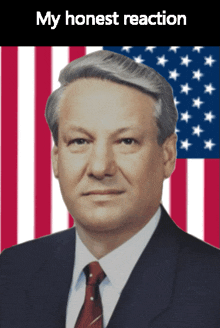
[72,234,97,289]
[73,206,161,294]
[99,206,161,293]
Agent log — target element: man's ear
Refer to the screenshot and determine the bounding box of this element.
[51,145,59,178]
[162,133,177,179]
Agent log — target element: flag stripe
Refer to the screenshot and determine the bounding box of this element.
[51,46,69,234]
[170,159,187,231]
[34,47,52,239]
[69,46,86,62]
[0,47,1,249]
[187,159,204,240]
[17,47,35,244]
[161,177,170,215]
[68,46,86,228]
[86,47,104,55]
[204,159,219,248]
[1,47,18,249]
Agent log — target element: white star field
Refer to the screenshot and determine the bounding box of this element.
[120,46,219,156]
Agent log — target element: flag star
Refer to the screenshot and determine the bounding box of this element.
[180,55,192,67]
[180,139,192,151]
[204,83,216,95]
[133,55,145,63]
[180,83,192,95]
[192,69,204,81]
[181,111,192,123]
[156,55,168,67]
[174,97,180,107]
[192,125,204,136]
[169,46,180,53]
[121,46,133,53]
[204,55,216,67]
[192,46,204,53]
[204,139,215,150]
[192,97,204,109]
[204,111,215,122]
[169,69,180,81]
[175,127,180,133]
[145,46,156,53]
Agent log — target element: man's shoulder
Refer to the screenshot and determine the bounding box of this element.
[155,207,220,304]
[177,225,220,260]
[174,225,220,283]
[161,206,220,255]
[0,228,76,275]
[160,206,220,270]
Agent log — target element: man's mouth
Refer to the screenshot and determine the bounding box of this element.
[83,189,125,196]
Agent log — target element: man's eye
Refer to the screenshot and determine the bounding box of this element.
[119,138,137,145]
[68,138,88,145]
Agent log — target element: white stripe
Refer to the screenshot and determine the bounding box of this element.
[89,314,102,326]
[86,46,103,54]
[162,177,170,215]
[17,47,35,244]
[187,159,204,241]
[51,46,69,233]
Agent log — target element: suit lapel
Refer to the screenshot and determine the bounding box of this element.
[107,206,180,328]
[24,228,76,328]
[17,207,180,327]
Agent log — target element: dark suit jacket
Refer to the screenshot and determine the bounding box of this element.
[1,205,220,328]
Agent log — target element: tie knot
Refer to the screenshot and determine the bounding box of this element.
[84,261,106,286]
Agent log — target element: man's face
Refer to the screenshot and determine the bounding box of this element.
[52,78,176,235]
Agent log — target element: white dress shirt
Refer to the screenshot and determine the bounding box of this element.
[66,206,161,328]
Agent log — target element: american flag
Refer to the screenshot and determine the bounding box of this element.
[0,46,219,253]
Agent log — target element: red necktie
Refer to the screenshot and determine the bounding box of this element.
[75,261,106,328]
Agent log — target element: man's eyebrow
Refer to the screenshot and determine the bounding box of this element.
[114,127,139,134]
[64,125,140,137]
[65,126,93,138]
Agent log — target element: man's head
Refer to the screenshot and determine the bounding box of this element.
[45,50,178,147]
[46,50,178,237]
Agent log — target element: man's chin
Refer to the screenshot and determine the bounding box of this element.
[74,212,128,235]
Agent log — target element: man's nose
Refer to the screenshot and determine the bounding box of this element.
[87,142,117,180]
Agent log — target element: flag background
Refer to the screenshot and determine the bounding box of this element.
[0,46,219,253]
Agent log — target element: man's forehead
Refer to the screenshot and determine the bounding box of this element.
[60,77,156,110]
[58,78,158,135]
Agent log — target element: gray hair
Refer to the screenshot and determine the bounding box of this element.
[45,50,178,146]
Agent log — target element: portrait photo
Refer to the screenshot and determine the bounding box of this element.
[0,46,219,327]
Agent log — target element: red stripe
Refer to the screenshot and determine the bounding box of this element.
[69,46,86,62]
[204,159,220,248]
[170,159,187,231]
[34,47,52,239]
[1,47,18,251]
[68,46,86,228]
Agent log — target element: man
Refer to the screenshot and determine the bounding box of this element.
[0,50,220,328]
